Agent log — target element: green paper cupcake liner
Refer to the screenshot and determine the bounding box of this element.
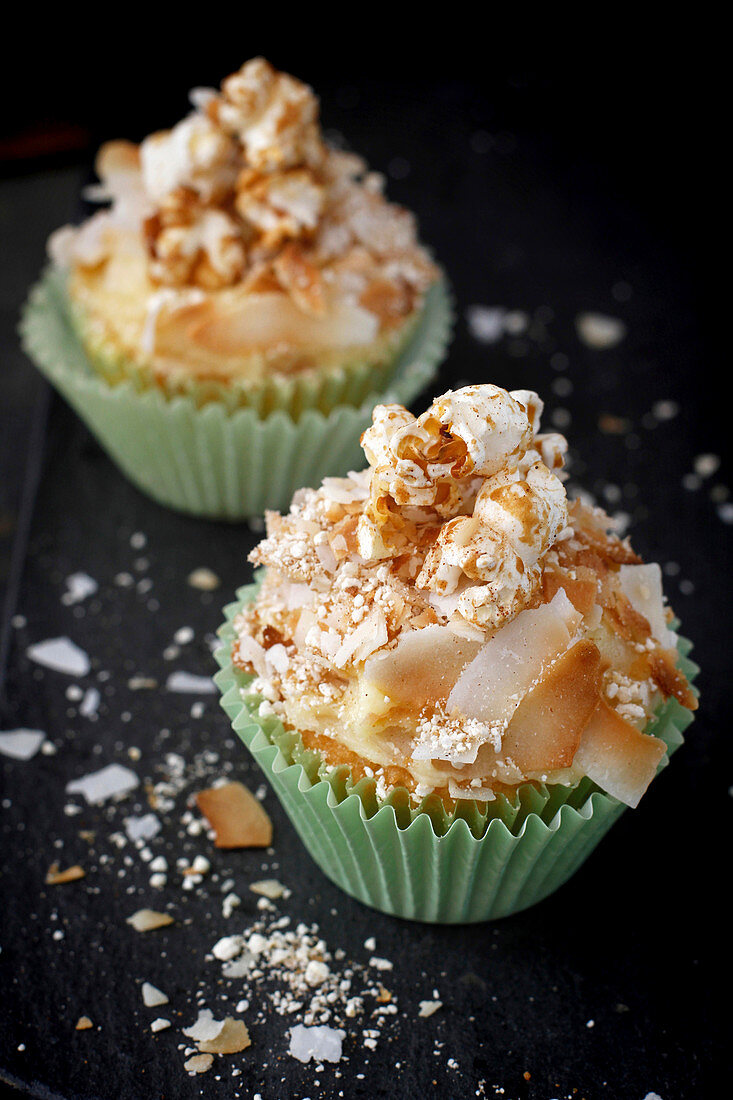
[19,269,452,520]
[214,583,698,923]
[69,294,423,417]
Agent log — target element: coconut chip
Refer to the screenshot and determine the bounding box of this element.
[418,1000,442,1018]
[75,1016,93,1030]
[249,879,286,899]
[66,763,139,804]
[289,1024,344,1064]
[46,863,85,885]
[165,671,216,694]
[196,781,272,848]
[127,909,174,932]
[26,637,91,676]
[187,568,221,590]
[184,1053,214,1075]
[183,1008,251,1054]
[141,982,169,1007]
[0,730,46,760]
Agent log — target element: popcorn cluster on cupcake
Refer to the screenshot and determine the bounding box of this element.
[48,58,439,386]
[233,383,696,808]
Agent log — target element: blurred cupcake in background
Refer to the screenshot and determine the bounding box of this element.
[22,58,450,518]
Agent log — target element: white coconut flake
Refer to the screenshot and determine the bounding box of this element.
[142,982,169,1007]
[125,813,162,843]
[187,568,220,591]
[27,637,90,677]
[62,573,98,605]
[79,687,101,718]
[165,672,216,694]
[418,1000,442,1018]
[0,730,45,760]
[369,957,393,972]
[249,879,286,900]
[465,305,506,344]
[66,764,139,804]
[575,312,627,349]
[182,1008,224,1043]
[288,1024,344,1064]
[151,1017,171,1032]
[212,935,245,961]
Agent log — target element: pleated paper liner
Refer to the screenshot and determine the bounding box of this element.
[69,296,423,417]
[19,269,452,519]
[214,582,699,923]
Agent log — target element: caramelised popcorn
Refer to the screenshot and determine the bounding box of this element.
[236,383,697,808]
[144,189,246,289]
[357,385,569,628]
[54,57,438,327]
[210,57,324,172]
[140,113,238,204]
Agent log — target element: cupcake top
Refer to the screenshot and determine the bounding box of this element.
[233,383,696,808]
[49,58,439,382]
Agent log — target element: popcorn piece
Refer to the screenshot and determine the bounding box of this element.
[235,168,325,248]
[144,190,246,289]
[211,57,323,172]
[141,113,238,204]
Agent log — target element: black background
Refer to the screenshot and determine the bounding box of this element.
[1,21,729,1100]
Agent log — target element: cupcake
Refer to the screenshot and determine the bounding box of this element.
[21,58,450,518]
[215,383,698,922]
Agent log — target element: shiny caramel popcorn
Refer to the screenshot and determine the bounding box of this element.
[144,189,246,289]
[54,58,439,319]
[234,166,326,248]
[235,382,696,808]
[210,57,324,172]
[140,113,238,204]
[356,386,569,627]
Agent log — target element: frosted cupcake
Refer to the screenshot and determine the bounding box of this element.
[22,59,449,518]
[215,383,698,920]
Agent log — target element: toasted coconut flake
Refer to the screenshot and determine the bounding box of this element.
[184,1053,214,1075]
[575,698,667,807]
[75,1016,93,1030]
[127,908,174,932]
[249,879,286,899]
[198,1017,251,1054]
[648,649,698,710]
[187,567,221,590]
[501,640,602,772]
[542,572,598,617]
[46,863,86,885]
[183,1008,251,1054]
[196,781,272,848]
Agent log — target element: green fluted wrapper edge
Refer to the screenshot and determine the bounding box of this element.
[213,582,698,923]
[19,269,452,520]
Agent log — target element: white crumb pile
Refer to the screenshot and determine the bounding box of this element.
[208,916,398,1046]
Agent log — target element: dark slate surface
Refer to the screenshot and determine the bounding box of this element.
[1,73,729,1100]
